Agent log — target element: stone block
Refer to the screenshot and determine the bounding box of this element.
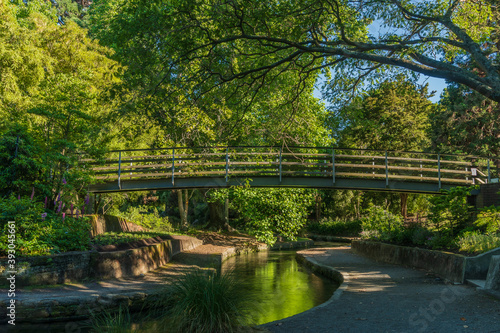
[485,255,500,290]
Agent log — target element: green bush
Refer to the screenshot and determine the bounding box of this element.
[114,205,173,232]
[360,205,404,242]
[152,269,252,333]
[227,185,315,246]
[428,186,475,236]
[457,231,500,254]
[89,305,134,333]
[475,206,500,234]
[308,218,362,236]
[0,195,91,256]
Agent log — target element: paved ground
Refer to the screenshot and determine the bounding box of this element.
[262,246,500,333]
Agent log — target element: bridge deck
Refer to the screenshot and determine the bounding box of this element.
[83,147,496,194]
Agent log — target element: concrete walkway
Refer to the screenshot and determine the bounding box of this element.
[262,246,500,333]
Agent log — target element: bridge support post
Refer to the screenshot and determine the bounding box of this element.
[488,159,491,183]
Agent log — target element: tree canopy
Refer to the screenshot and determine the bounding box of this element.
[88,0,500,105]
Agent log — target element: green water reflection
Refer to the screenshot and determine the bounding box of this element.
[221,250,339,325]
[6,248,340,332]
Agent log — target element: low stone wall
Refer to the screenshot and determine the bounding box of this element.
[90,214,148,237]
[351,240,466,283]
[463,247,500,280]
[295,254,344,285]
[308,235,355,243]
[271,239,314,250]
[0,235,202,286]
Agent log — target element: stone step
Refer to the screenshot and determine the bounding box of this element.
[467,279,486,289]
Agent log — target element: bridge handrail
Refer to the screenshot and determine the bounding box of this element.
[81,146,499,192]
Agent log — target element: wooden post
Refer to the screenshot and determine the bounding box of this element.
[171,148,175,185]
[279,148,282,183]
[225,147,229,183]
[438,154,441,189]
[385,150,389,187]
[118,151,122,190]
[332,149,336,184]
[488,159,491,183]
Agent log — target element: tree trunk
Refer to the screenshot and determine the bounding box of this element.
[206,197,235,231]
[400,193,408,219]
[177,189,189,230]
[315,192,321,221]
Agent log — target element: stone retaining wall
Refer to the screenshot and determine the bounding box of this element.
[0,235,202,286]
[351,240,466,283]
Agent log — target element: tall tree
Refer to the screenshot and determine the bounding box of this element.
[91,0,500,107]
[0,0,121,201]
[336,77,435,217]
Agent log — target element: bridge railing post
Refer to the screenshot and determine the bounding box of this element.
[488,159,491,184]
[385,150,388,187]
[225,147,229,183]
[118,151,122,190]
[279,148,282,183]
[171,148,175,185]
[332,149,335,184]
[438,153,441,189]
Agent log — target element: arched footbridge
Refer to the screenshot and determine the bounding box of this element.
[84,147,498,194]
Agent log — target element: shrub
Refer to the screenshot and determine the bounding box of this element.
[89,305,134,333]
[361,205,404,242]
[457,231,500,254]
[424,234,457,250]
[475,206,500,234]
[153,269,252,333]
[308,218,362,236]
[428,186,476,236]
[114,205,173,232]
[0,195,91,256]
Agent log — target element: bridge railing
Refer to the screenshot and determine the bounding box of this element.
[81,146,496,189]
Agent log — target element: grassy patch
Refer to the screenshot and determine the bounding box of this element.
[457,231,500,254]
[91,231,171,247]
[149,269,254,333]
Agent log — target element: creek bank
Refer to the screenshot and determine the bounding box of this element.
[0,235,202,286]
[0,235,314,324]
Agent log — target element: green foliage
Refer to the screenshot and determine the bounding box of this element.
[91,231,170,247]
[156,269,252,333]
[337,77,434,151]
[431,81,500,159]
[0,0,121,203]
[475,206,500,234]
[307,218,362,237]
[457,231,500,254]
[228,185,315,246]
[112,205,173,232]
[89,305,134,333]
[0,195,91,256]
[428,186,476,236]
[360,206,404,242]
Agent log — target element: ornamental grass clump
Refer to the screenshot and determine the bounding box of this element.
[162,269,252,333]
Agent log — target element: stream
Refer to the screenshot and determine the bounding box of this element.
[7,244,341,332]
